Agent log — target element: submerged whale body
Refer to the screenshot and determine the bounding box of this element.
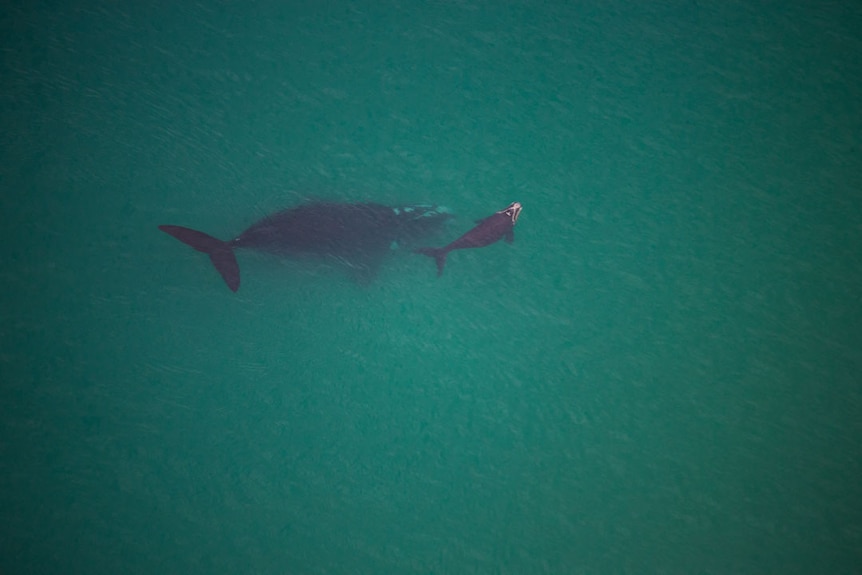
[159,201,452,291]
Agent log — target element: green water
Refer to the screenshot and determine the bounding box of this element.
[2,1,861,573]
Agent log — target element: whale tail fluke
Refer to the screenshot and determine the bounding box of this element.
[414,247,448,277]
[159,225,240,292]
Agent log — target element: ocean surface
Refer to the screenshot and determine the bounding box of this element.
[2,1,861,573]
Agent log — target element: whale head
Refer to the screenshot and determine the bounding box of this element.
[498,202,522,225]
[390,203,454,247]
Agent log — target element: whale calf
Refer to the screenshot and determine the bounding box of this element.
[415,202,522,276]
[159,201,452,291]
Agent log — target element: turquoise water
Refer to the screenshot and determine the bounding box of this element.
[2,1,861,573]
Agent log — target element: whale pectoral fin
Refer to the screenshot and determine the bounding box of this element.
[344,252,386,286]
[505,230,515,243]
[350,260,381,286]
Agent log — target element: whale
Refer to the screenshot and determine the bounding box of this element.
[414,202,521,276]
[159,201,452,291]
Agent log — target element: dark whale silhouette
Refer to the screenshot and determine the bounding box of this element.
[159,201,452,291]
[415,202,522,276]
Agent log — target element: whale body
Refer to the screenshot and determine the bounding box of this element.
[415,202,521,276]
[159,201,452,291]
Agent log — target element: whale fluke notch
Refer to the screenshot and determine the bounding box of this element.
[158,225,240,291]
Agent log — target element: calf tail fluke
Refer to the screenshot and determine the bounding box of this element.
[414,247,448,277]
[158,225,240,292]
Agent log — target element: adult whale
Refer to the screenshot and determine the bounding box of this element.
[415,202,521,276]
[159,201,451,291]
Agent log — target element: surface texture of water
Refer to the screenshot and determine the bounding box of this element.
[2,1,860,573]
